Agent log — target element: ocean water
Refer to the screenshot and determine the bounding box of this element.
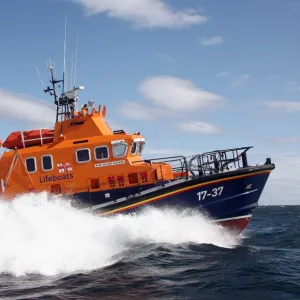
[0,193,299,300]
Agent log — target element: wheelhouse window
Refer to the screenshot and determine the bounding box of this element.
[25,157,36,173]
[76,149,91,163]
[130,142,137,155]
[137,142,145,155]
[95,146,109,160]
[112,142,128,158]
[42,155,53,171]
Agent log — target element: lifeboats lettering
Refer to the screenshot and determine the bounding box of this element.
[39,173,74,183]
[95,160,125,168]
[197,186,224,201]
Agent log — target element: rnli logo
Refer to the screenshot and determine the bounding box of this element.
[57,162,73,173]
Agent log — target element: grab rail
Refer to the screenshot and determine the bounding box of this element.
[139,146,253,179]
[188,146,253,177]
[20,128,54,148]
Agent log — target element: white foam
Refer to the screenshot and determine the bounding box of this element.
[0,192,239,277]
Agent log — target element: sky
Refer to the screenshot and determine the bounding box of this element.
[0,0,299,204]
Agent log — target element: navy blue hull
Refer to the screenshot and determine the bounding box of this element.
[74,166,274,229]
[108,171,269,220]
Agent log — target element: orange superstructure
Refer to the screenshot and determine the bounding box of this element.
[0,59,178,203]
[0,103,175,199]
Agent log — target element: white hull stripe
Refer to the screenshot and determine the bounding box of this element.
[212,214,252,223]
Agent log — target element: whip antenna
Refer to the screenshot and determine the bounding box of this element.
[53,59,56,76]
[63,14,67,93]
[73,36,79,87]
[35,65,45,90]
[70,52,74,90]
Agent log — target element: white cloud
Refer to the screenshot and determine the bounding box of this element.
[216,71,229,78]
[118,101,166,121]
[232,74,251,87]
[0,88,56,128]
[265,101,300,113]
[139,76,225,112]
[200,36,224,46]
[70,0,208,29]
[178,121,222,134]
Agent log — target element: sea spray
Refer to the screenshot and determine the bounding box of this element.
[0,192,240,277]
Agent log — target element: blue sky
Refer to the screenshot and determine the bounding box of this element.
[0,0,299,204]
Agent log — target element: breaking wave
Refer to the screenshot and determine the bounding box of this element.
[0,192,240,277]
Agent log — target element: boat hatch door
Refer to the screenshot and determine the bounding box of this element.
[51,184,61,194]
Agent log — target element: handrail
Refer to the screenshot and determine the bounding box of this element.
[188,146,252,177]
[2,148,35,191]
[135,146,253,179]
[19,129,54,149]
[3,149,19,190]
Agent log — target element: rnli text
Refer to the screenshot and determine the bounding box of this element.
[39,173,74,183]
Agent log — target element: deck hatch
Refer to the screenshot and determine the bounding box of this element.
[128,173,138,184]
[90,178,100,189]
[51,184,61,194]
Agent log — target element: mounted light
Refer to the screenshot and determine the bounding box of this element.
[65,86,84,99]
[74,86,84,90]
[88,99,95,107]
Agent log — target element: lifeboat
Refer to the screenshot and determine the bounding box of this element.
[0,29,276,237]
[3,129,54,149]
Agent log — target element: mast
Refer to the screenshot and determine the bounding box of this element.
[42,16,84,123]
[43,67,84,122]
[43,63,63,122]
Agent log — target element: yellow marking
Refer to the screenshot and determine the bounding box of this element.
[99,169,271,216]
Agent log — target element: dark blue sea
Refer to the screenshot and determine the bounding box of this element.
[0,195,299,300]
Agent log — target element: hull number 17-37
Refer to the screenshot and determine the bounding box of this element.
[197,186,224,201]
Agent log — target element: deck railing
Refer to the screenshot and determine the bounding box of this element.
[138,146,253,179]
[187,146,252,177]
[20,128,54,148]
